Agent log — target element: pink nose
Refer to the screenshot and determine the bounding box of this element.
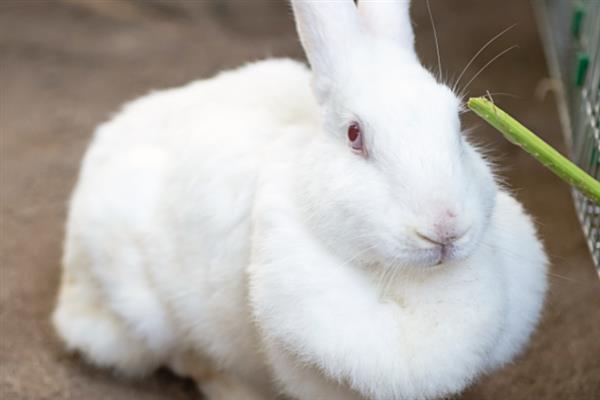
[416,211,469,246]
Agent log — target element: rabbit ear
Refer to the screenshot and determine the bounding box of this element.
[358,0,415,52]
[291,0,360,92]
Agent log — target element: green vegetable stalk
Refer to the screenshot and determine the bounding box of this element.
[467,97,600,204]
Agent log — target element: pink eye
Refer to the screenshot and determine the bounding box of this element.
[347,122,364,154]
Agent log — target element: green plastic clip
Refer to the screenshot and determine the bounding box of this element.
[590,147,598,168]
[575,52,589,87]
[571,3,585,39]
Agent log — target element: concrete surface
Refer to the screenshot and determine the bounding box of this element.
[1,1,599,399]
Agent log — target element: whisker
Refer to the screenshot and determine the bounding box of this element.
[546,271,583,284]
[344,244,379,265]
[478,91,521,99]
[461,124,482,135]
[459,44,519,98]
[478,241,588,286]
[379,264,398,299]
[452,24,516,93]
[426,0,443,81]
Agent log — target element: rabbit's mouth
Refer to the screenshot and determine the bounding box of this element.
[410,247,459,267]
[434,243,472,266]
[383,236,479,269]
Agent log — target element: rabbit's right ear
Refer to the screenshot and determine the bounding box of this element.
[290,0,361,101]
[358,0,415,52]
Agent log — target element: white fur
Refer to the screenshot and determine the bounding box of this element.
[53,1,548,399]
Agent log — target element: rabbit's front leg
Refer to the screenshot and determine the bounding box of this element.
[248,218,406,399]
[262,339,365,400]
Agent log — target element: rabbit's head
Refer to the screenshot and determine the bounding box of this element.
[292,0,497,269]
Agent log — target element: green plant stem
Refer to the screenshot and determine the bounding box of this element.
[467,97,600,204]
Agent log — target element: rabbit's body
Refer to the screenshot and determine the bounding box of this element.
[54,58,316,395]
[53,2,548,400]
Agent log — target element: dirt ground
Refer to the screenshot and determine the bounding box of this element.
[1,1,599,399]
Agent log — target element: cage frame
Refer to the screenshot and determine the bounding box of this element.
[534,0,600,273]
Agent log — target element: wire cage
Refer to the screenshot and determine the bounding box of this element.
[535,0,600,272]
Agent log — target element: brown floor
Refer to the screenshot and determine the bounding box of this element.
[1,1,599,399]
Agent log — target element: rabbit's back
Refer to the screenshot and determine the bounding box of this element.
[54,58,317,384]
[85,58,316,161]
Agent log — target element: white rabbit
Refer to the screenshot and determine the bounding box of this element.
[53,1,548,399]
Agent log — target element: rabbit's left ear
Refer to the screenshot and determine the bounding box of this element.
[291,0,361,100]
[358,0,415,53]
